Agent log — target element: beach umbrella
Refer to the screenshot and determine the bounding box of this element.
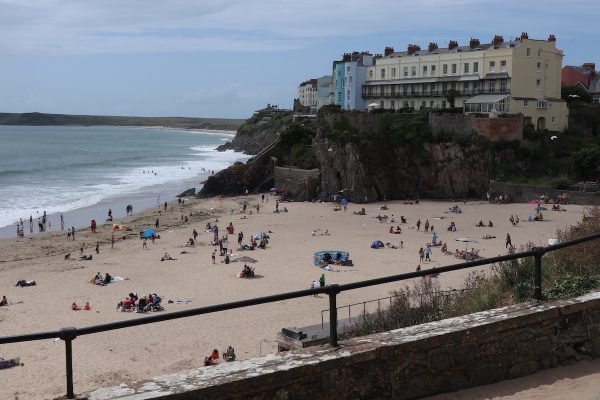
[143,228,155,238]
[235,256,258,264]
[535,206,548,211]
[455,237,478,250]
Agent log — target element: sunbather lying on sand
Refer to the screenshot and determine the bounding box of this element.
[161,253,176,261]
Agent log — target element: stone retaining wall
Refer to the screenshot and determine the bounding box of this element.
[88,291,600,400]
[429,113,523,141]
[490,181,600,205]
[273,166,320,201]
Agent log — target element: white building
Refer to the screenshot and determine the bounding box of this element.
[297,79,318,108]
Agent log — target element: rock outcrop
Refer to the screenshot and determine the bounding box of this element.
[176,188,195,198]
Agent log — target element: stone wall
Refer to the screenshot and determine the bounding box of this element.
[88,291,600,400]
[429,113,523,141]
[273,166,320,201]
[490,181,600,205]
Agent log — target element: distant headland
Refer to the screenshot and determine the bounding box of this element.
[0,112,244,131]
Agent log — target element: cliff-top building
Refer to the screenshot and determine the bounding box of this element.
[333,52,375,111]
[362,33,568,131]
[562,63,600,104]
[297,79,318,109]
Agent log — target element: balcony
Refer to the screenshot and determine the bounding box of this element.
[362,88,510,99]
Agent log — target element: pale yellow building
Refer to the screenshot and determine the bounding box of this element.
[363,33,568,131]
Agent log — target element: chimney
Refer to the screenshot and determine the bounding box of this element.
[583,63,596,72]
[407,44,421,55]
[548,34,556,42]
[520,32,529,42]
[469,38,480,48]
[342,53,351,62]
[448,40,458,50]
[384,46,394,56]
[428,42,438,52]
[492,35,504,47]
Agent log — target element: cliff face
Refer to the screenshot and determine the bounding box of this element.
[314,111,494,202]
[217,108,293,154]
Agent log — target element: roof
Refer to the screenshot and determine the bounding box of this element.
[464,94,510,104]
[383,40,521,59]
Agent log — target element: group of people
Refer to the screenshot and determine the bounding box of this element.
[238,264,255,278]
[116,292,163,313]
[203,346,236,366]
[91,272,112,286]
[476,220,494,227]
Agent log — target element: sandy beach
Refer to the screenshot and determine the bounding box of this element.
[0,195,591,399]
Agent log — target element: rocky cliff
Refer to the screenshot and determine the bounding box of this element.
[217,107,293,154]
[204,106,518,201]
[314,110,496,202]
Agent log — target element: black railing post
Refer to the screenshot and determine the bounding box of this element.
[326,284,341,347]
[533,248,545,301]
[60,327,77,399]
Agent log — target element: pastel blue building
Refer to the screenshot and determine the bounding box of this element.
[333,52,374,111]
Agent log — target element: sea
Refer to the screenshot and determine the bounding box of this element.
[0,125,249,238]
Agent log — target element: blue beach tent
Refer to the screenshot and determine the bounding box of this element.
[371,240,384,249]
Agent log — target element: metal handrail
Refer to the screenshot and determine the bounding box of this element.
[1,231,600,398]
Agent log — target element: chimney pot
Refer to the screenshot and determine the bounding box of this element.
[448,40,458,50]
[407,44,421,55]
[492,35,504,46]
[469,38,480,48]
[520,32,529,42]
[428,42,438,52]
[384,46,394,56]
[548,34,556,42]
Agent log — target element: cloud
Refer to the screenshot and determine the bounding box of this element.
[1,0,597,55]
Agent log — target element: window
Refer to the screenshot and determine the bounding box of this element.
[348,76,352,84]
[527,48,531,57]
[536,79,541,91]
[422,65,427,76]
[403,66,408,77]
[368,86,373,95]
[431,65,436,76]
[430,100,435,107]
[431,83,436,92]
[390,100,395,109]
[411,66,416,76]
[538,49,542,57]
[391,68,396,78]
[463,82,469,92]
[524,100,528,107]
[501,60,507,71]
[346,90,350,100]
[441,101,447,109]
[537,100,548,109]
[488,81,496,93]
[537,62,541,72]
[500,80,507,92]
[443,64,448,75]
[464,63,469,74]
[380,100,384,108]
[403,101,409,107]
[410,100,415,108]
[369,70,373,78]
[552,116,556,124]
[347,66,351,72]
[489,61,495,71]
[451,64,457,74]
[380,69,385,79]
[473,62,479,73]
[473,81,479,91]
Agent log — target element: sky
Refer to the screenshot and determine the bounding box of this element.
[0,0,598,119]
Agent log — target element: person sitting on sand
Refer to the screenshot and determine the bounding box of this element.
[223,346,236,362]
[0,295,8,306]
[161,253,176,262]
[441,242,448,254]
[72,302,81,311]
[400,216,407,224]
[488,220,493,227]
[94,272,103,285]
[483,234,496,239]
[395,226,402,234]
[103,273,112,285]
[476,220,484,227]
[389,226,394,234]
[83,301,91,310]
[239,264,255,278]
[204,349,220,366]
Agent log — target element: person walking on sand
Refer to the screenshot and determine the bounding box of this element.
[419,247,424,263]
[506,233,512,248]
[111,234,115,250]
[29,215,33,234]
[95,242,100,254]
[319,273,326,288]
[71,227,75,241]
[212,249,216,264]
[143,237,148,250]
[256,203,260,214]
[155,218,159,229]
[416,219,421,231]
[424,220,430,233]
[262,194,265,203]
[60,213,64,230]
[79,243,84,256]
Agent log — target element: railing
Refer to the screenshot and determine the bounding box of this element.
[362,89,511,99]
[1,232,600,399]
[320,288,468,329]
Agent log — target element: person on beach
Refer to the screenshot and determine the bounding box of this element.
[79,243,85,256]
[95,242,100,254]
[212,249,216,264]
[83,302,91,311]
[424,220,430,233]
[111,234,115,249]
[204,349,220,366]
[424,245,431,261]
[419,247,424,263]
[193,229,198,242]
[0,295,7,306]
[416,219,421,231]
[60,213,64,230]
[71,227,75,241]
[143,237,148,250]
[155,218,159,229]
[71,302,81,311]
[319,274,326,288]
[67,230,71,241]
[29,215,33,233]
[506,233,512,248]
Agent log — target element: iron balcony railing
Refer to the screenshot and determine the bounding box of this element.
[362,88,510,99]
[1,231,599,399]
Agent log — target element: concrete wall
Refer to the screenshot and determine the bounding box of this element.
[88,291,600,400]
[273,166,320,201]
[429,113,523,141]
[490,181,600,205]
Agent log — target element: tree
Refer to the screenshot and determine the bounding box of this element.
[561,85,592,104]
